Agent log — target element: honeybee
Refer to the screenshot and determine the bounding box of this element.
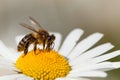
[17,17,55,55]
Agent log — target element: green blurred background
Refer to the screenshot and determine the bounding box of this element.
[0,0,120,80]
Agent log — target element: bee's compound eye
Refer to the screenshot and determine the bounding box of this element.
[48,36,51,40]
[51,35,55,40]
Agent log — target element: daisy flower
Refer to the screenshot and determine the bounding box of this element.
[0,28,120,80]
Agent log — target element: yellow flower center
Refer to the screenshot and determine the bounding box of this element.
[16,49,71,80]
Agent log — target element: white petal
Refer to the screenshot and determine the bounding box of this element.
[78,43,114,59]
[0,65,18,72]
[71,62,119,72]
[67,71,107,78]
[69,43,114,65]
[59,29,84,57]
[50,32,62,51]
[0,40,18,62]
[112,62,120,68]
[68,33,104,60]
[8,47,20,60]
[0,74,32,80]
[16,75,33,80]
[99,62,120,71]
[70,51,120,72]
[56,77,90,80]
[90,50,120,64]
[0,57,18,71]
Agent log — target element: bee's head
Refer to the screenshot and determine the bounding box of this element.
[47,34,55,43]
[46,34,55,49]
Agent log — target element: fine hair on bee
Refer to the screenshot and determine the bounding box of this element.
[17,17,55,55]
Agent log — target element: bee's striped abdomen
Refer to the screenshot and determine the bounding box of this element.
[17,34,36,51]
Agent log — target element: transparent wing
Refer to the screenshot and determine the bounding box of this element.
[20,23,39,33]
[29,16,43,30]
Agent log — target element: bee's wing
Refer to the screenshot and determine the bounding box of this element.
[29,16,44,30]
[20,23,39,33]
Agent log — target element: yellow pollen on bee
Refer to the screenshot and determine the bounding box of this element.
[16,49,71,79]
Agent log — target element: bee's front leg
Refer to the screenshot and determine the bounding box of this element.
[34,41,37,54]
[43,39,46,50]
[24,42,29,55]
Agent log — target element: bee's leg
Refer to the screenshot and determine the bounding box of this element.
[46,42,54,51]
[43,39,46,50]
[46,42,50,51]
[51,42,55,49]
[24,49,28,55]
[24,42,29,55]
[34,41,37,54]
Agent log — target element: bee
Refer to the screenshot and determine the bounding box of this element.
[17,17,55,55]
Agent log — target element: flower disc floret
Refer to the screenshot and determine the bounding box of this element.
[16,49,71,80]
